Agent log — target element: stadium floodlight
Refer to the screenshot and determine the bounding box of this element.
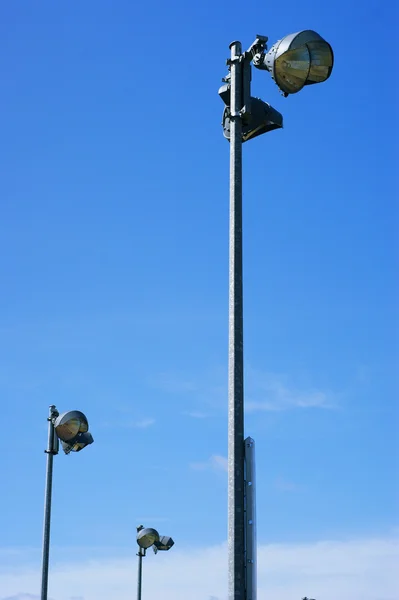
[137,526,160,549]
[153,535,175,552]
[253,30,334,96]
[54,410,94,454]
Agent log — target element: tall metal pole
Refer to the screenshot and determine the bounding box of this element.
[41,405,58,600]
[228,40,245,600]
[137,548,145,600]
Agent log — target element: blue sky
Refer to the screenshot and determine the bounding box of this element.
[1,0,398,598]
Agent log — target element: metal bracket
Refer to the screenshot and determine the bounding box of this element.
[241,59,252,117]
[246,35,268,59]
[48,407,59,423]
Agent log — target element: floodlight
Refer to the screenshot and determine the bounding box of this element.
[54,410,93,455]
[253,30,334,96]
[54,410,89,441]
[60,431,94,455]
[153,535,174,551]
[137,527,160,549]
[221,98,283,142]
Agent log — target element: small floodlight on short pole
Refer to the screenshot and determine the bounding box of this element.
[136,525,174,600]
[40,405,94,600]
[218,30,333,600]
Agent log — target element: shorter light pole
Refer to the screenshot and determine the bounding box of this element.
[137,546,145,600]
[41,406,94,600]
[136,525,174,600]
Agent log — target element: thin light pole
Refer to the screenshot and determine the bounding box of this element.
[137,548,145,600]
[41,405,58,600]
[228,40,245,600]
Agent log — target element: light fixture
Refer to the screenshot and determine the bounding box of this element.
[153,535,175,553]
[54,410,94,455]
[221,97,283,142]
[253,30,334,96]
[218,78,283,142]
[136,526,160,549]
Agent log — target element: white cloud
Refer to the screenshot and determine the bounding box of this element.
[149,368,336,414]
[1,535,398,600]
[183,410,208,419]
[211,455,228,472]
[1,595,42,600]
[98,417,156,429]
[130,418,155,429]
[246,370,335,412]
[190,454,228,472]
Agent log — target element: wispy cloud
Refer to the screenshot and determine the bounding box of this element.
[1,534,398,600]
[246,370,336,412]
[150,373,197,394]
[150,369,226,412]
[274,477,301,493]
[100,417,156,429]
[183,410,208,419]
[190,454,228,473]
[148,367,337,415]
[130,418,155,429]
[1,596,42,600]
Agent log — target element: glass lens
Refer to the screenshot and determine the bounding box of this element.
[137,528,160,548]
[275,46,310,94]
[55,418,81,441]
[307,41,334,83]
[78,420,88,433]
[71,442,86,452]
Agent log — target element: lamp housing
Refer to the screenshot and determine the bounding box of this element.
[137,527,160,549]
[54,410,89,441]
[60,432,94,455]
[253,30,334,96]
[153,535,174,551]
[221,98,283,142]
[53,410,93,455]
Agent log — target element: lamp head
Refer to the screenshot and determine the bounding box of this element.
[60,432,94,455]
[153,535,174,551]
[137,527,160,549]
[54,410,94,455]
[253,30,334,96]
[220,97,283,142]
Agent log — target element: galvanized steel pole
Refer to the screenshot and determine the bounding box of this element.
[137,548,145,600]
[40,405,57,600]
[228,40,246,600]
